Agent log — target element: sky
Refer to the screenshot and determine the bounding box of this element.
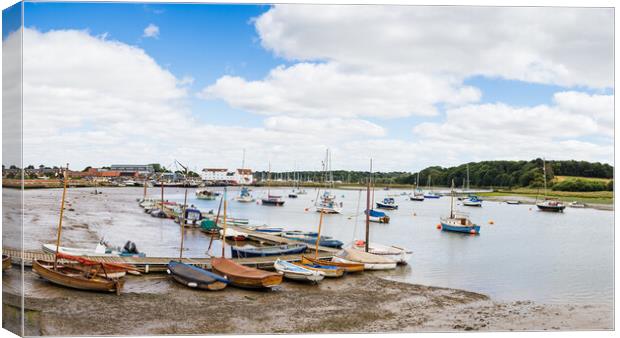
[2,2,614,172]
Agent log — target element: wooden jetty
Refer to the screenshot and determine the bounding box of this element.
[2,248,335,273]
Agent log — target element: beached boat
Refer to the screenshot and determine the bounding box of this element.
[33,259,125,294]
[301,255,364,273]
[2,255,10,271]
[440,181,480,234]
[506,200,521,205]
[293,260,344,278]
[365,209,390,223]
[281,233,343,248]
[274,259,324,282]
[376,197,398,210]
[462,195,483,207]
[211,257,282,289]
[42,242,145,258]
[179,207,202,227]
[536,159,565,212]
[167,261,228,290]
[230,243,307,258]
[196,189,217,200]
[349,241,412,264]
[333,248,397,270]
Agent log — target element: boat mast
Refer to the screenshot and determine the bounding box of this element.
[365,159,372,253]
[241,148,246,187]
[221,187,228,258]
[450,179,455,219]
[143,175,147,200]
[53,163,69,270]
[542,158,547,198]
[177,161,189,259]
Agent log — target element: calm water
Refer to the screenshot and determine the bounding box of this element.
[127,186,613,306]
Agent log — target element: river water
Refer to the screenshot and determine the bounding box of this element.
[16,186,614,307]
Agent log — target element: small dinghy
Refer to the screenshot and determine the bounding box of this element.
[462,195,483,207]
[211,257,282,289]
[349,241,412,264]
[301,255,364,273]
[568,201,586,208]
[365,209,390,223]
[33,258,125,295]
[167,261,228,290]
[274,259,324,282]
[506,200,521,205]
[293,260,344,278]
[230,243,307,258]
[332,248,397,270]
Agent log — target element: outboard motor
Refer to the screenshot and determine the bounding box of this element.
[123,240,139,254]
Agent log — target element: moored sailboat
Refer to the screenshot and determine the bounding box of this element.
[536,158,566,212]
[439,180,481,234]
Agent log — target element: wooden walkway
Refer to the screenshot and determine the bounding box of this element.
[3,246,336,274]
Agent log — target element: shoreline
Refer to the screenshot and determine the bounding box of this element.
[2,269,613,335]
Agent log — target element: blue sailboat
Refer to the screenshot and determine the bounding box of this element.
[365,209,390,223]
[439,180,480,235]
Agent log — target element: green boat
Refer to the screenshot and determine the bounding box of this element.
[196,189,216,200]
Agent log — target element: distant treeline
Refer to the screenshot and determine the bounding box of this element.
[256,159,613,191]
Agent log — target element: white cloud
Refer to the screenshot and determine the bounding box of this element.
[143,23,159,38]
[264,116,385,137]
[255,5,613,88]
[410,92,613,165]
[202,62,480,118]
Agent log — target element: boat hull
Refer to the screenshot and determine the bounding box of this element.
[211,257,282,289]
[301,256,364,273]
[440,222,481,234]
[409,196,424,201]
[33,260,123,294]
[293,262,344,278]
[231,244,307,258]
[375,203,398,210]
[167,261,228,291]
[332,257,397,270]
[536,204,566,212]
[261,199,285,206]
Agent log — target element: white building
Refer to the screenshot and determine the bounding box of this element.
[201,168,254,185]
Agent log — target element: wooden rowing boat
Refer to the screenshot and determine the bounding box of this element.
[33,260,124,294]
[211,257,282,289]
[301,255,364,273]
[333,248,397,270]
[292,261,344,278]
[2,255,10,271]
[274,259,324,282]
[167,260,228,291]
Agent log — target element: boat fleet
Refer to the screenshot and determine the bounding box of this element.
[12,157,579,294]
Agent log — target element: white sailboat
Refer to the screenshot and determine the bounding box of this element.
[315,149,343,214]
[236,149,255,203]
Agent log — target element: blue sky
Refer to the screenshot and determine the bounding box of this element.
[6,3,614,170]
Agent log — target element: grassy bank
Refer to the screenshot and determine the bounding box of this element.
[478,188,613,205]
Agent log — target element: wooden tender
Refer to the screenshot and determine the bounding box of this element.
[211,257,282,289]
[33,259,124,295]
[301,255,364,273]
[2,254,10,271]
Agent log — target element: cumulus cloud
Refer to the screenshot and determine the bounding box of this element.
[411,92,613,165]
[255,5,613,88]
[202,5,612,125]
[202,62,480,118]
[143,23,159,38]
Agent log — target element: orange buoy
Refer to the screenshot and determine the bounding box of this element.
[470,229,476,234]
[413,213,417,216]
[436,224,442,229]
[488,220,494,224]
[304,208,309,212]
